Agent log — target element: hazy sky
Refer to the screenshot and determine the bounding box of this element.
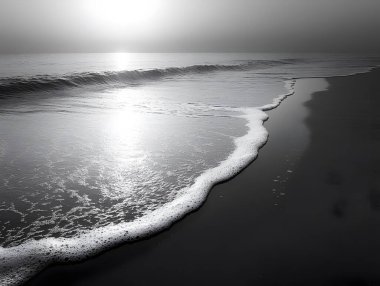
[0,0,379,53]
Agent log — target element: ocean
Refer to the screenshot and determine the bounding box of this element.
[0,53,379,285]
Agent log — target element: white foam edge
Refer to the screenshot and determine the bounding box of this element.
[0,80,297,286]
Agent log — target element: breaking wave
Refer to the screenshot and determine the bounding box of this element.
[0,59,292,94]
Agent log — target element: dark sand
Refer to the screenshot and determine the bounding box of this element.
[26,69,380,286]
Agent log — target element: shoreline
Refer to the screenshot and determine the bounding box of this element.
[26,68,380,285]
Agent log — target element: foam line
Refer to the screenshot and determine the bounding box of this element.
[0,105,272,285]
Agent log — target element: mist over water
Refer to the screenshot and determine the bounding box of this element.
[0,53,379,285]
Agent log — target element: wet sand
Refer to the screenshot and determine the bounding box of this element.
[26,69,380,286]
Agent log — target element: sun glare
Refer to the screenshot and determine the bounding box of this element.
[111,53,134,70]
[83,0,161,36]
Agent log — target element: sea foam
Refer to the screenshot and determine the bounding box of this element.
[0,80,297,285]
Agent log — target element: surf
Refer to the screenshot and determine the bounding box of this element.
[0,59,293,95]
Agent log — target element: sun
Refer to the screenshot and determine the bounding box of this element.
[82,0,161,36]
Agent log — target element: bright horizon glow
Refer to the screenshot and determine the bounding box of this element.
[1,0,379,53]
[82,0,162,37]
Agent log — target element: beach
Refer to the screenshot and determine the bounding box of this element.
[25,68,380,286]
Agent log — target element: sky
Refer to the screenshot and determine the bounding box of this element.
[0,0,379,53]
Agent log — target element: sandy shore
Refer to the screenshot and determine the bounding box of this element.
[26,69,380,286]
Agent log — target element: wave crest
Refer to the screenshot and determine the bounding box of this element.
[0,60,291,94]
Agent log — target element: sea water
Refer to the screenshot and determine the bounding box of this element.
[0,53,379,285]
